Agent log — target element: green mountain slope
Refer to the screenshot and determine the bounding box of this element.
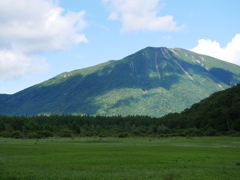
[1,47,240,116]
[188,83,240,131]
[161,83,240,132]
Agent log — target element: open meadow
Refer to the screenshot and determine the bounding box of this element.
[0,137,240,180]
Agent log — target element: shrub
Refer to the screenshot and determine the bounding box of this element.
[162,128,171,134]
[204,128,218,136]
[27,131,53,139]
[234,132,240,137]
[86,130,98,137]
[186,128,203,136]
[0,130,23,138]
[1,131,12,138]
[118,132,129,138]
[27,132,39,139]
[131,130,143,136]
[41,131,53,138]
[58,129,73,137]
[98,132,110,137]
[11,131,23,139]
[170,133,178,137]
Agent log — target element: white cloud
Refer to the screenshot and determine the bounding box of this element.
[0,0,88,79]
[0,50,48,79]
[191,34,240,66]
[102,0,183,33]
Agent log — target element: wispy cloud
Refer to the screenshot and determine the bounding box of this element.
[0,0,88,79]
[102,0,184,33]
[162,35,172,40]
[191,34,240,66]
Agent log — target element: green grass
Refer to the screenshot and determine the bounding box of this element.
[0,137,240,179]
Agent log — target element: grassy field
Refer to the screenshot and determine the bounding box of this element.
[0,137,240,180]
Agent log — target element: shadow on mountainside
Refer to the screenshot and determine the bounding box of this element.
[3,48,240,116]
[166,49,238,87]
[108,96,140,109]
[17,60,181,115]
[49,62,239,115]
[209,68,235,86]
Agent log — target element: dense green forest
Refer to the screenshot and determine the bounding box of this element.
[1,84,239,139]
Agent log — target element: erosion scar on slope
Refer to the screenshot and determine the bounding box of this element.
[162,48,195,82]
[154,50,161,80]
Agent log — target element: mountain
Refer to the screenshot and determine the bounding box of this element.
[1,47,240,116]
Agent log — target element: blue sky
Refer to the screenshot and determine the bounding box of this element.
[0,0,240,94]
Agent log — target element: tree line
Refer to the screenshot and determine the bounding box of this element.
[1,84,240,139]
[0,112,239,139]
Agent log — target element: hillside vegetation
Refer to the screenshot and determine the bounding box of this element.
[158,83,240,135]
[0,47,240,116]
[176,83,240,132]
[1,84,239,138]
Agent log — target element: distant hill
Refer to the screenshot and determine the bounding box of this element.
[1,47,240,116]
[160,83,240,133]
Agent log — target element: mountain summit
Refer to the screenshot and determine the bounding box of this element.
[1,47,240,116]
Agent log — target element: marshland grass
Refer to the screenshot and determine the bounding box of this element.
[0,136,239,179]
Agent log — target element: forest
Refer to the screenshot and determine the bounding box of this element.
[1,83,239,139]
[0,113,238,139]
